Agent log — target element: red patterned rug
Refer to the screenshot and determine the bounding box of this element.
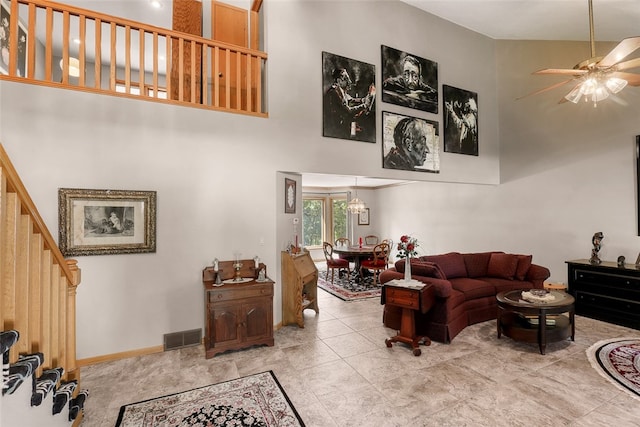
[316,268,382,301]
[115,371,305,426]
[587,338,640,400]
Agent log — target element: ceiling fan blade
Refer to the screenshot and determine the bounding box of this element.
[614,57,640,71]
[516,78,576,100]
[610,72,640,86]
[533,68,587,76]
[599,37,640,68]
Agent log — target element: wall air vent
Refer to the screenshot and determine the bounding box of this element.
[163,328,202,351]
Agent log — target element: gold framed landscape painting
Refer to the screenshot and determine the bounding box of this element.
[58,188,157,256]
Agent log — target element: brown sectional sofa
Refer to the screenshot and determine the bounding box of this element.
[379,251,551,343]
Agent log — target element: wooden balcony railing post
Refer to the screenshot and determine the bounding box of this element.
[1,0,267,115]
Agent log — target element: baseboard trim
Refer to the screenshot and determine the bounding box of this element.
[77,345,164,367]
[77,326,284,366]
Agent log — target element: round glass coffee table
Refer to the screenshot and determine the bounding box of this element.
[496,290,575,355]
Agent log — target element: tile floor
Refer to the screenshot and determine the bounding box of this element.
[80,288,640,426]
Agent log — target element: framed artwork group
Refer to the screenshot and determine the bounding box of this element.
[321,45,479,174]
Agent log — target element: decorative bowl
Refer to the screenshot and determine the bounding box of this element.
[529,289,549,297]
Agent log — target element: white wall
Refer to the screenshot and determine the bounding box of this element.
[1,0,500,359]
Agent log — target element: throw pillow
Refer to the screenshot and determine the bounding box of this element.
[421,252,467,279]
[487,253,518,280]
[515,254,533,280]
[463,252,494,278]
[394,259,447,279]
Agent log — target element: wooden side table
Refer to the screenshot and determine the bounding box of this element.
[382,280,435,356]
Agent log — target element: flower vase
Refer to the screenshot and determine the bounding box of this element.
[404,257,412,281]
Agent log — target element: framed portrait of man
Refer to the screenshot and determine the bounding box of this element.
[382,111,440,173]
[443,85,478,156]
[381,45,438,114]
[322,51,376,143]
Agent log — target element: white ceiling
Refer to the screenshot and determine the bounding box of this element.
[61,1,640,42]
[403,0,640,41]
[301,174,409,189]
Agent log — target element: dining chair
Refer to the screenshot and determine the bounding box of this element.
[323,242,351,284]
[334,237,354,263]
[382,239,394,266]
[335,237,351,248]
[359,242,389,285]
[364,235,379,245]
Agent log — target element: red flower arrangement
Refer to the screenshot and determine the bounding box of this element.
[396,235,419,259]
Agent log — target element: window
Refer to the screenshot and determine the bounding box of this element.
[302,194,348,248]
[303,198,324,247]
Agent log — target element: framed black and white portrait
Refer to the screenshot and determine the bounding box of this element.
[322,51,376,143]
[382,111,440,173]
[443,85,478,156]
[381,45,438,114]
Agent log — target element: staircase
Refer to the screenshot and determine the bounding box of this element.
[2,330,87,426]
[0,143,85,426]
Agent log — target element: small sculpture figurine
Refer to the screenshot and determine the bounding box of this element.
[589,232,604,265]
[215,269,223,285]
[257,268,266,282]
[617,255,626,267]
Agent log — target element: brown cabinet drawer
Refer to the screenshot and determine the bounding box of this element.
[385,287,419,310]
[208,284,273,302]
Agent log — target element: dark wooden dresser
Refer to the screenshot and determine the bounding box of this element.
[567,259,640,330]
[202,261,274,358]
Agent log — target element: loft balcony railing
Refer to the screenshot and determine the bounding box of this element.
[0,0,268,117]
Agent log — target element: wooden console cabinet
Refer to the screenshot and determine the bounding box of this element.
[567,259,640,330]
[202,260,274,358]
[281,250,319,327]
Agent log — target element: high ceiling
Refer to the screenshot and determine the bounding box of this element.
[61,1,640,42]
[403,0,640,41]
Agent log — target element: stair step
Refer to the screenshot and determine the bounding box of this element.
[32,367,64,407]
[69,389,89,422]
[0,330,20,354]
[52,380,77,415]
[3,352,43,396]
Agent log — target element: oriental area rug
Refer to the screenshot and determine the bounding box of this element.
[115,371,305,427]
[316,267,382,301]
[586,338,640,401]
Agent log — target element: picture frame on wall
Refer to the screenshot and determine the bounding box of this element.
[58,188,157,256]
[322,51,376,143]
[382,111,440,173]
[285,178,296,214]
[381,45,438,114]
[0,0,28,77]
[443,84,478,156]
[358,208,370,226]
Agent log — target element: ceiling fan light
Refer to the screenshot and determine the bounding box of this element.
[605,77,628,94]
[565,85,585,104]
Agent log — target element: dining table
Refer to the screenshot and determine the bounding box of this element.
[333,244,377,282]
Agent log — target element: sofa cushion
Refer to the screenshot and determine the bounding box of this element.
[420,252,467,279]
[395,259,446,279]
[463,252,494,278]
[515,255,533,280]
[449,277,496,300]
[487,253,518,280]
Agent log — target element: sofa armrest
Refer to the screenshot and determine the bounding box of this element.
[526,263,551,286]
[379,268,452,298]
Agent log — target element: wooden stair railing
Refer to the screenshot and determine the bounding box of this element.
[0,0,267,117]
[0,143,83,424]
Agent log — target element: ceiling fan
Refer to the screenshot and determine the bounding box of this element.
[520,0,640,106]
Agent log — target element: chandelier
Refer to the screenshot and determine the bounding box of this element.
[347,177,366,214]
